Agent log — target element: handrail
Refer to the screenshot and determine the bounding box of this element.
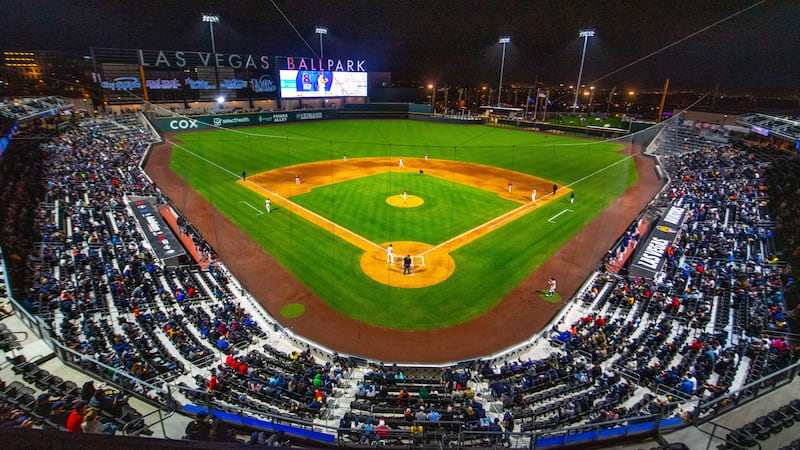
[0,330,28,346]
[167,383,331,433]
[692,357,800,424]
[50,338,172,410]
[122,403,176,438]
[694,420,761,450]
[760,329,800,340]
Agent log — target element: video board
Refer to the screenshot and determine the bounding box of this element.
[279,70,367,98]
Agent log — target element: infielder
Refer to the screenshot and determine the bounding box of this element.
[399,158,405,168]
[265,198,271,213]
[531,189,537,202]
[387,244,394,264]
[403,188,407,202]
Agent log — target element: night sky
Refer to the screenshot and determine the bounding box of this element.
[1,0,798,94]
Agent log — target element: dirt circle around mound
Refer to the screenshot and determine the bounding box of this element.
[360,241,456,288]
[386,194,424,208]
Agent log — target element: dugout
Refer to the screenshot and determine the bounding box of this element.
[127,196,187,267]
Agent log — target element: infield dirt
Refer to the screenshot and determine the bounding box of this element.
[238,157,567,289]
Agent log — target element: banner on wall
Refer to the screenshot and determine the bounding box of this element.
[629,206,687,279]
[128,198,186,265]
[151,109,338,132]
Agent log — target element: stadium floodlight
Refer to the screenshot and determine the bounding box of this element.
[315,27,328,62]
[202,14,220,54]
[216,95,225,104]
[428,84,436,115]
[497,36,511,107]
[202,13,221,94]
[573,29,595,112]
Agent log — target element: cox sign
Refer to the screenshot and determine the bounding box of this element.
[154,110,337,132]
[168,119,200,130]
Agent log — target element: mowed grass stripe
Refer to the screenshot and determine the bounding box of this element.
[291,172,519,245]
[169,119,636,330]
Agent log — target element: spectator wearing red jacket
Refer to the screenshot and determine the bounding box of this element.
[208,375,220,392]
[65,401,88,433]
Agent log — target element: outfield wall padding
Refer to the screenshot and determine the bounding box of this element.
[149,109,338,132]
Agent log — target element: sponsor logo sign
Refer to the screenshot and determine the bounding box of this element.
[250,75,277,93]
[629,206,687,279]
[146,78,180,90]
[130,199,186,261]
[156,110,336,131]
[168,119,200,130]
[100,77,141,91]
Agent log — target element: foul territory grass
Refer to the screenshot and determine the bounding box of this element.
[291,172,520,245]
[169,119,637,330]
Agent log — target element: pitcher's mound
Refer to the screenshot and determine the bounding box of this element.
[361,241,455,288]
[386,195,423,208]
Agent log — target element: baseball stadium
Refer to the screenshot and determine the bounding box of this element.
[1,3,800,450]
[147,116,651,363]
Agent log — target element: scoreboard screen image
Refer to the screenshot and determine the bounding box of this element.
[279,70,367,98]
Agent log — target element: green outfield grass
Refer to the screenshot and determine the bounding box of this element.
[291,172,520,245]
[169,119,637,330]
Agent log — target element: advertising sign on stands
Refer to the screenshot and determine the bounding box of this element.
[629,206,687,279]
[129,198,186,266]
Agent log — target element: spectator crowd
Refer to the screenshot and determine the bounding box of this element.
[0,114,797,446]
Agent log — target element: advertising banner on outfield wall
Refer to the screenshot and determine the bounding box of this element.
[151,109,338,132]
[629,206,687,279]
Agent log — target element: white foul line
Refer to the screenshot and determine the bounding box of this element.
[548,209,574,223]
[238,201,264,216]
[169,142,384,253]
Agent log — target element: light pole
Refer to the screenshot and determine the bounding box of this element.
[428,84,435,115]
[315,27,328,63]
[202,14,220,53]
[573,29,595,112]
[202,14,221,98]
[497,37,510,106]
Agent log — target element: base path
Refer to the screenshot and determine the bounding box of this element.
[146,135,662,363]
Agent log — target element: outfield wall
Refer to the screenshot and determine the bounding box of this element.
[338,102,421,119]
[149,109,338,132]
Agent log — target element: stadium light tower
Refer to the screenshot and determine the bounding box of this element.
[202,14,221,96]
[572,29,595,112]
[202,14,220,53]
[315,27,328,62]
[497,36,511,106]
